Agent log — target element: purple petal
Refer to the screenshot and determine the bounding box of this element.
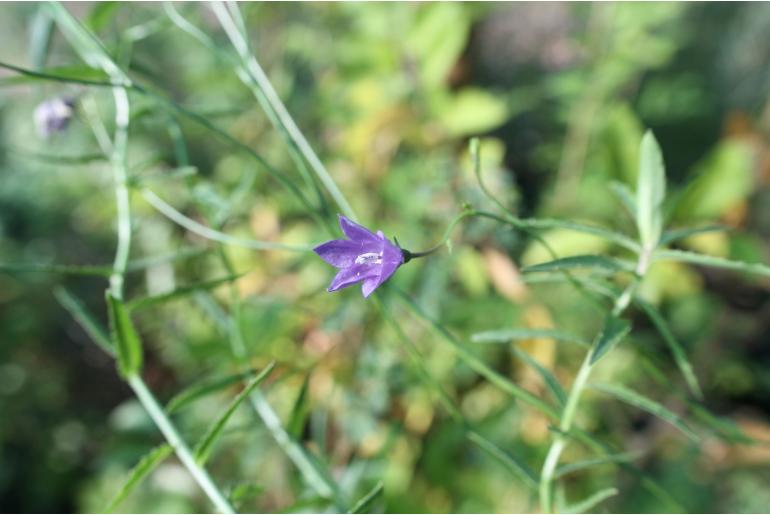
[361,277,379,298]
[314,239,366,268]
[328,265,378,292]
[338,215,379,243]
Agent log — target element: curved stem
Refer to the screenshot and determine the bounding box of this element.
[538,247,652,513]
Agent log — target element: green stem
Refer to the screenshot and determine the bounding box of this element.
[537,247,652,513]
[127,375,235,514]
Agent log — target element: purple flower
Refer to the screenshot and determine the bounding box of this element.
[34,97,76,139]
[314,215,404,298]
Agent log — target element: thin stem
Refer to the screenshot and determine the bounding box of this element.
[538,246,652,513]
[109,86,131,297]
[127,375,235,514]
[210,1,357,222]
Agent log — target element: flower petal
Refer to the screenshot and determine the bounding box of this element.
[314,239,366,268]
[338,215,379,243]
[361,277,380,298]
[328,264,378,292]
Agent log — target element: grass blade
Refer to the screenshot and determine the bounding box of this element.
[653,249,770,277]
[128,273,246,310]
[636,298,702,399]
[564,487,618,514]
[105,291,143,377]
[472,328,590,348]
[467,431,538,491]
[166,369,261,414]
[194,362,275,465]
[54,287,114,356]
[589,383,699,441]
[348,481,384,514]
[510,347,566,407]
[287,373,312,439]
[589,314,631,365]
[522,255,635,275]
[105,443,172,512]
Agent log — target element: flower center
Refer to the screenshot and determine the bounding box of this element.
[355,252,382,265]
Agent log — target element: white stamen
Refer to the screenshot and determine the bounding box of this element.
[355,252,382,265]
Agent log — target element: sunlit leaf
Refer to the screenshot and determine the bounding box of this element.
[653,249,770,277]
[636,130,666,248]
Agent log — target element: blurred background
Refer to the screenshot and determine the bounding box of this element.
[1,2,770,513]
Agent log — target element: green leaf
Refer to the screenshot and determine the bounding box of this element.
[510,347,566,407]
[348,481,384,514]
[609,181,637,219]
[227,482,264,511]
[54,287,114,356]
[166,369,261,414]
[555,451,642,479]
[589,315,631,365]
[0,262,112,277]
[287,373,312,439]
[128,273,245,310]
[106,291,144,378]
[659,225,729,246]
[524,219,640,252]
[0,64,108,86]
[126,247,208,272]
[590,383,699,441]
[636,130,666,248]
[653,249,770,277]
[396,290,559,420]
[471,328,590,348]
[636,298,702,398]
[105,443,172,512]
[564,487,618,514]
[194,362,275,465]
[688,402,756,445]
[522,255,635,275]
[466,431,538,491]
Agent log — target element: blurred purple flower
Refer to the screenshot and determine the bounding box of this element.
[34,97,75,138]
[314,215,404,298]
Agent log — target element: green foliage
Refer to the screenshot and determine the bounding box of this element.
[105,444,173,512]
[590,315,631,365]
[105,291,143,378]
[636,131,666,249]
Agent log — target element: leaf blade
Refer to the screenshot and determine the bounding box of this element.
[522,255,635,275]
[590,383,699,441]
[564,487,618,514]
[589,315,631,365]
[193,362,275,465]
[466,431,538,491]
[166,369,261,414]
[636,130,666,248]
[105,444,172,513]
[471,328,590,348]
[654,249,770,277]
[105,291,143,377]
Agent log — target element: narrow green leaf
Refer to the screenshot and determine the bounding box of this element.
[126,247,208,272]
[609,181,637,218]
[348,481,384,514]
[636,130,666,248]
[659,225,729,246]
[0,64,109,86]
[128,273,245,310]
[523,219,640,252]
[466,431,538,491]
[54,287,114,356]
[287,373,312,439]
[472,328,590,348]
[194,362,275,465]
[227,482,264,510]
[688,402,757,445]
[510,347,566,407]
[166,369,260,414]
[0,262,112,277]
[396,289,559,420]
[105,443,172,512]
[523,255,635,275]
[589,315,631,365]
[555,451,642,479]
[636,298,702,398]
[564,487,618,514]
[105,291,144,378]
[590,383,699,441]
[654,249,770,277]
